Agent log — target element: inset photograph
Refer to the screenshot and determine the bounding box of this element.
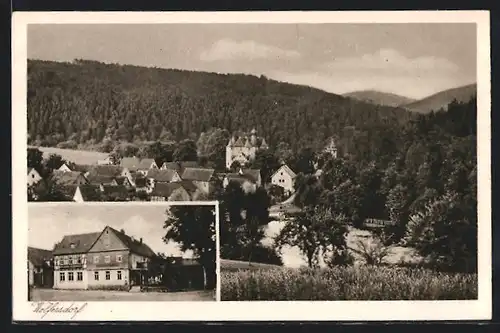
[27,203,217,301]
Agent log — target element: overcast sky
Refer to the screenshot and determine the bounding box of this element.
[28,204,203,258]
[28,23,476,99]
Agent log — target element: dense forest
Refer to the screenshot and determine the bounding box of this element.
[287,97,477,272]
[27,59,415,161]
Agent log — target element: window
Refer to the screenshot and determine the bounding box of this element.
[64,258,68,265]
[94,271,99,281]
[77,272,83,281]
[77,258,81,264]
[105,271,110,280]
[59,259,64,265]
[68,258,73,265]
[94,256,99,264]
[59,272,65,282]
[116,255,122,263]
[68,272,74,281]
[104,255,111,263]
[117,271,122,280]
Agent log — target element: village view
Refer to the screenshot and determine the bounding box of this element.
[26,22,479,301]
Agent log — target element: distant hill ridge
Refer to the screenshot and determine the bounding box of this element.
[343,90,417,108]
[401,83,477,114]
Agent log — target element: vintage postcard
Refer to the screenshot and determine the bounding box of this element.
[13,11,491,321]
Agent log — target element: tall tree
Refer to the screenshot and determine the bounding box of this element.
[163,205,216,289]
[275,206,349,268]
[173,139,198,162]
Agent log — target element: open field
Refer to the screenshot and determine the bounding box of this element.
[29,146,108,165]
[220,259,283,271]
[220,265,477,301]
[31,288,215,302]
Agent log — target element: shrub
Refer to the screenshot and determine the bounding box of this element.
[220,266,477,301]
[404,192,477,273]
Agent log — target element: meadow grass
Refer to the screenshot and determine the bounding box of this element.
[220,265,477,301]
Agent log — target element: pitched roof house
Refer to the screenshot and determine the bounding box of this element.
[146,169,181,183]
[57,163,73,172]
[223,173,258,193]
[161,161,199,174]
[27,167,42,186]
[28,246,54,288]
[53,226,158,290]
[51,171,89,187]
[150,181,197,201]
[271,164,297,194]
[73,185,102,202]
[121,157,158,173]
[99,185,130,201]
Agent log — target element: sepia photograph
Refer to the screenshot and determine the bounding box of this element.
[13,11,490,321]
[27,203,217,302]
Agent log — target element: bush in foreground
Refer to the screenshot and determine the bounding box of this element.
[221,265,477,301]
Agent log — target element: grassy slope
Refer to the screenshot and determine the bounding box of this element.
[29,146,109,165]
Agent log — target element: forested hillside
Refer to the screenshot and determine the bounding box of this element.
[27,59,415,158]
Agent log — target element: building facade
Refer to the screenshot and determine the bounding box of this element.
[53,226,156,290]
[225,129,269,169]
[271,164,297,194]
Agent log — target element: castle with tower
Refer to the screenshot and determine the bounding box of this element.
[225,129,269,169]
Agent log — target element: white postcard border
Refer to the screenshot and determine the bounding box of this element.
[12,10,491,321]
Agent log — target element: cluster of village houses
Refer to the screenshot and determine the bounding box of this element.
[27,129,312,202]
[28,225,203,291]
[27,130,338,291]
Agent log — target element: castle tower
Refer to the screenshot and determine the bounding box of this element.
[250,128,258,146]
[226,137,235,170]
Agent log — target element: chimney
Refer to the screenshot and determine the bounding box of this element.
[140,238,143,244]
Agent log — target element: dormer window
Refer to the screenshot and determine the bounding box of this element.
[70,243,76,249]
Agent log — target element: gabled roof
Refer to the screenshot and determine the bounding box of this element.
[181,168,215,182]
[72,164,92,173]
[86,174,116,185]
[137,158,156,169]
[225,173,256,185]
[162,161,199,174]
[179,180,198,193]
[120,157,141,170]
[53,232,102,255]
[28,167,40,175]
[51,171,88,186]
[151,182,183,198]
[87,165,123,177]
[147,169,179,182]
[241,169,261,182]
[114,176,130,186]
[271,164,297,179]
[101,184,129,195]
[151,180,197,197]
[75,185,102,201]
[28,247,53,267]
[108,227,156,258]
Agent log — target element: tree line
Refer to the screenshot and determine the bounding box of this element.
[278,98,477,273]
[28,59,414,167]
